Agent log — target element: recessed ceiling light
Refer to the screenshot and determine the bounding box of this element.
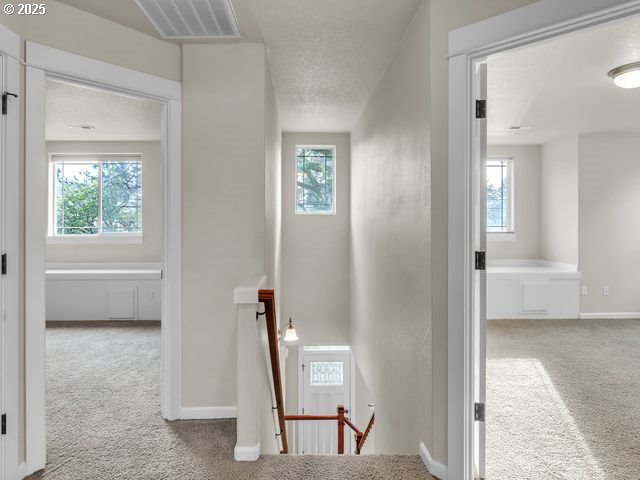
[608,62,640,89]
[68,125,96,130]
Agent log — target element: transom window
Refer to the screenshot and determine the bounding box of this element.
[487,158,514,233]
[296,146,336,214]
[50,155,142,236]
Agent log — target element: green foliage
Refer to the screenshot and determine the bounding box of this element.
[296,148,334,213]
[56,164,99,234]
[55,161,142,235]
[102,162,142,233]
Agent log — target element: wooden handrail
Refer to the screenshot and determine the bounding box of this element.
[356,412,375,454]
[258,290,289,454]
[285,414,338,421]
[284,405,375,455]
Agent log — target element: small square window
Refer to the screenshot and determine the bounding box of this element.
[296,147,336,214]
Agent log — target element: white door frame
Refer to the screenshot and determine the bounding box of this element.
[447,1,640,479]
[25,43,182,475]
[0,23,21,480]
[297,347,355,454]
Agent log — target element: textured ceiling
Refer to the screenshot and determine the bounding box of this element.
[488,14,640,145]
[46,80,162,141]
[56,0,422,133]
[248,0,422,132]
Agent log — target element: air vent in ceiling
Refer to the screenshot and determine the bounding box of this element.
[135,0,242,40]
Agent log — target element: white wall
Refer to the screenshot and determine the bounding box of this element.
[579,133,640,314]
[281,133,351,344]
[487,145,542,260]
[351,0,431,454]
[541,136,579,265]
[280,132,351,429]
[45,141,162,263]
[181,43,268,410]
[261,58,283,455]
[428,0,538,461]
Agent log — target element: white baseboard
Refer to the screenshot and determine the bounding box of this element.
[419,442,447,480]
[488,316,579,321]
[15,462,30,480]
[580,312,640,320]
[180,406,237,419]
[234,442,260,461]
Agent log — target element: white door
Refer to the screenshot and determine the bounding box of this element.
[300,349,352,454]
[0,56,5,480]
[473,62,488,480]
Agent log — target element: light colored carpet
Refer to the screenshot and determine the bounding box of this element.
[487,319,640,480]
[27,323,432,480]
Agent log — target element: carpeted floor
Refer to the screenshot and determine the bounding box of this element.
[487,319,640,480]
[27,323,432,480]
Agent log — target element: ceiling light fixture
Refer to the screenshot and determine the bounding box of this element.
[608,62,640,89]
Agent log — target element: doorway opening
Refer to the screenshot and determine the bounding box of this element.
[43,76,165,472]
[24,43,182,475]
[449,2,640,479]
[295,346,355,455]
[482,12,640,479]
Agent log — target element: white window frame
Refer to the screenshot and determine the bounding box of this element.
[294,145,337,215]
[486,156,516,240]
[47,154,144,244]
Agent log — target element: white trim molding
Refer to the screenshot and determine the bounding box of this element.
[580,312,640,320]
[419,442,448,480]
[0,22,21,480]
[487,232,517,242]
[46,234,144,245]
[26,42,180,101]
[25,43,183,475]
[447,2,640,479]
[181,406,238,420]
[234,443,261,462]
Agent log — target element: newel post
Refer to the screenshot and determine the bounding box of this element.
[337,405,345,455]
[233,275,267,461]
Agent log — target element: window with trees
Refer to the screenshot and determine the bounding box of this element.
[296,146,336,214]
[51,155,142,236]
[487,158,513,233]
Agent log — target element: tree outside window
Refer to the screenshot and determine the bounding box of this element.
[296,147,335,214]
[53,156,142,235]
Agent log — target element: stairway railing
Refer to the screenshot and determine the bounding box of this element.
[285,406,375,455]
[257,288,375,455]
[257,289,289,454]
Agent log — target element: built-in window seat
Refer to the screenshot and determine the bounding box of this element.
[487,260,581,320]
[46,263,162,321]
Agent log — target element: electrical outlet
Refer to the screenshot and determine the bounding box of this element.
[581,286,588,296]
[603,286,609,296]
